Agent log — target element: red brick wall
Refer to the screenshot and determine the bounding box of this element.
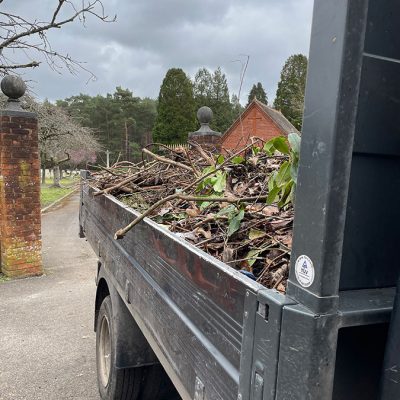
[189,134,221,153]
[0,111,43,277]
[222,105,285,151]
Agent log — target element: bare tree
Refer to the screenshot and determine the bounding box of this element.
[0,0,115,76]
[0,94,102,186]
[35,100,102,186]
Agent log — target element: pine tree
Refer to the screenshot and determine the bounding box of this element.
[274,54,308,131]
[57,88,157,162]
[210,67,232,133]
[231,94,244,118]
[193,68,213,110]
[247,82,268,106]
[153,68,196,143]
[192,66,234,133]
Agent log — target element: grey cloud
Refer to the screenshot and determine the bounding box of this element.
[4,0,314,103]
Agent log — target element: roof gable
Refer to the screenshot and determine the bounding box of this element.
[222,98,299,143]
[255,99,299,136]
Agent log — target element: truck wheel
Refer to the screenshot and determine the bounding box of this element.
[96,295,181,400]
[96,295,142,400]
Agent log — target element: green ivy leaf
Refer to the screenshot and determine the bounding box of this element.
[212,172,227,193]
[267,186,280,205]
[275,161,291,187]
[227,209,245,237]
[252,146,261,155]
[288,132,301,155]
[216,154,225,165]
[199,201,211,210]
[216,204,237,217]
[248,228,266,240]
[202,166,216,176]
[268,171,277,191]
[232,155,245,164]
[263,140,275,155]
[290,161,298,184]
[278,181,294,208]
[272,137,290,154]
[246,249,262,267]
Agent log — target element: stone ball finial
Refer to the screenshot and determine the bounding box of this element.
[197,106,213,125]
[1,75,27,100]
[189,106,221,140]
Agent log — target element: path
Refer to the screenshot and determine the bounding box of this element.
[0,194,99,400]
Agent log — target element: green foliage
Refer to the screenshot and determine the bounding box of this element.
[247,82,268,106]
[274,54,308,131]
[153,68,196,144]
[57,87,157,163]
[227,208,245,237]
[231,94,244,119]
[216,205,245,237]
[193,68,213,109]
[232,155,245,164]
[264,132,301,207]
[196,166,227,194]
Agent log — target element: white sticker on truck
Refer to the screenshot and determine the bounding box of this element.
[295,255,315,288]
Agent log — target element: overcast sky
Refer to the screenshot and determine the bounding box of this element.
[5,0,314,104]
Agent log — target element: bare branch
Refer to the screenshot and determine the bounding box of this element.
[0,61,40,69]
[0,0,116,75]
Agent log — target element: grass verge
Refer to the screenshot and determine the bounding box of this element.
[41,176,78,208]
[0,273,10,283]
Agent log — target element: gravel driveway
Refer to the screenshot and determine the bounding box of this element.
[0,194,99,400]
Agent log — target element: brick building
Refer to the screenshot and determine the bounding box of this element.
[221,98,298,151]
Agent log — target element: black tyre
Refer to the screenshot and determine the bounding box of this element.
[96,295,142,399]
[96,295,181,400]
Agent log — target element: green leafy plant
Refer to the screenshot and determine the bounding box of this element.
[264,132,301,208]
[217,204,245,237]
[196,166,227,195]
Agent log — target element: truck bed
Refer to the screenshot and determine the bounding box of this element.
[80,180,290,400]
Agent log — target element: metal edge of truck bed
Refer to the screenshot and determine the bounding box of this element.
[80,180,291,400]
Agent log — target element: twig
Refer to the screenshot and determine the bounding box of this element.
[94,162,157,196]
[184,140,263,194]
[184,147,201,177]
[142,148,193,172]
[192,215,228,229]
[114,194,268,239]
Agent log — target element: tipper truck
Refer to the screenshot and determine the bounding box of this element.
[79,1,400,399]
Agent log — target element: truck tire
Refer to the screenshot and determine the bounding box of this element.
[96,295,141,399]
[96,295,180,400]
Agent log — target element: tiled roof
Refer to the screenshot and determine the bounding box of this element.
[254,99,300,135]
[222,98,299,140]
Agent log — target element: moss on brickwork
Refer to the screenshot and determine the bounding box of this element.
[0,231,43,278]
[0,273,10,283]
[0,112,43,278]
[18,160,30,188]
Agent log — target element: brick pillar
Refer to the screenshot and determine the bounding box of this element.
[189,133,221,153]
[0,76,43,278]
[188,106,222,153]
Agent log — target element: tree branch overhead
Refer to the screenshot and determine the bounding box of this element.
[0,0,116,76]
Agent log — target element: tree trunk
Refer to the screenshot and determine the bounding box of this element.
[52,165,61,187]
[60,167,63,180]
[41,167,46,184]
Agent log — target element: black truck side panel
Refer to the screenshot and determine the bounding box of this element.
[80,183,266,400]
